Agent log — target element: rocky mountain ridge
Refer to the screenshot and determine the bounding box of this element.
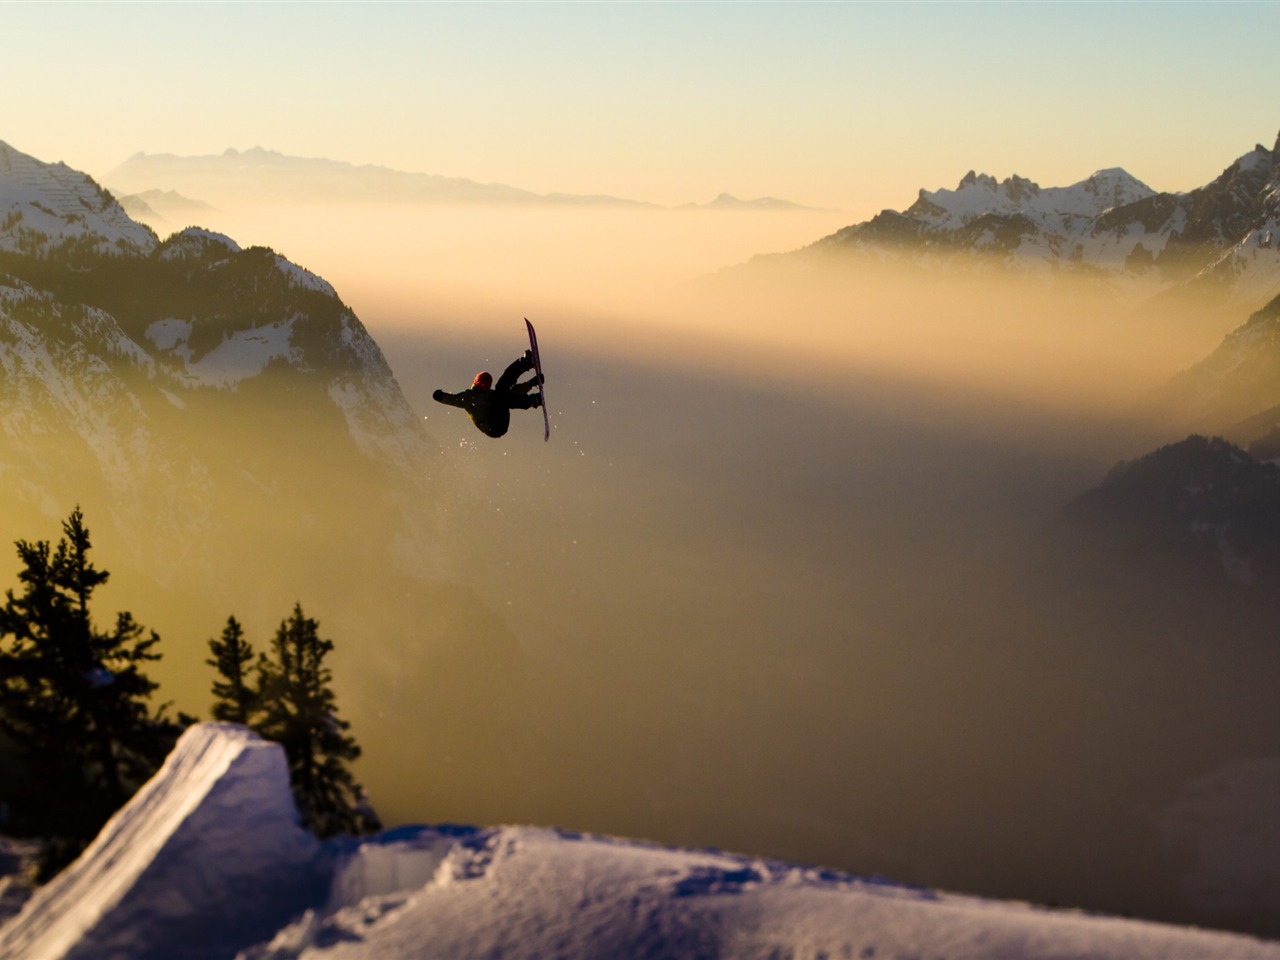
[804,131,1280,304]
[0,138,440,590]
[0,139,156,257]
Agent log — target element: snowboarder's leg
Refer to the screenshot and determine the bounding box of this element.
[496,353,535,392]
[513,373,543,395]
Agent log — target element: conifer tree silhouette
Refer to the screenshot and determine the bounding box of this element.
[207,615,257,725]
[254,603,379,838]
[0,507,181,875]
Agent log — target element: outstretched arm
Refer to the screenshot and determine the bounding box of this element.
[433,389,467,409]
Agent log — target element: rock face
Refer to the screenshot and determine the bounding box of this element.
[0,139,441,591]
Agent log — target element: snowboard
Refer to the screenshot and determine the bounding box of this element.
[525,317,550,441]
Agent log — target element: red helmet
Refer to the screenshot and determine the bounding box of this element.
[473,371,493,390]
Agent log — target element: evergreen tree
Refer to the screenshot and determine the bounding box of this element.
[206,615,257,724]
[0,508,182,874]
[255,604,379,838]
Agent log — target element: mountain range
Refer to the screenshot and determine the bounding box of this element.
[785,131,1280,305]
[101,147,831,214]
[102,146,647,208]
[754,131,1280,941]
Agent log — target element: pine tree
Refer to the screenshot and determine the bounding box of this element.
[255,604,379,838]
[206,615,257,724]
[0,507,182,873]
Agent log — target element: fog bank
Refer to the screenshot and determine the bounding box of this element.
[87,197,1280,936]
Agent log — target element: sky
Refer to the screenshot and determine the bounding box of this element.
[2,1,1278,220]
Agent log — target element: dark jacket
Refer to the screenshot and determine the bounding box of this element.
[433,353,540,439]
[432,386,515,438]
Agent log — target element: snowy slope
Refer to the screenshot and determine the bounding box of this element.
[3,725,1279,960]
[255,825,1280,960]
[0,140,156,257]
[814,166,1170,280]
[156,225,242,261]
[0,274,181,503]
[808,131,1280,303]
[0,141,432,472]
[907,167,1155,232]
[1194,142,1280,301]
[0,142,441,582]
[139,227,435,478]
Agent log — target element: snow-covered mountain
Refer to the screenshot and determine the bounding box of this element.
[0,138,440,587]
[3,723,1277,960]
[801,131,1280,304]
[904,167,1156,234]
[0,140,156,257]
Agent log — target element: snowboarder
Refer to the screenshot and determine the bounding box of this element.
[432,350,544,439]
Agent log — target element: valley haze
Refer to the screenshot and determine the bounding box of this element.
[3,121,1280,959]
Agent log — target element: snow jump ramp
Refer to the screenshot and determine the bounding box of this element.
[0,723,326,960]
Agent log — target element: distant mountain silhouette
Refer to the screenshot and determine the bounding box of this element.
[1061,434,1280,585]
[1153,291,1280,436]
[102,147,826,212]
[103,147,653,208]
[684,192,828,212]
[116,188,216,224]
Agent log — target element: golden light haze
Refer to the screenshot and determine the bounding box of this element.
[180,197,1243,422]
[5,0,1280,937]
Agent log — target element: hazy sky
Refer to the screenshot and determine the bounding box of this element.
[2,1,1277,218]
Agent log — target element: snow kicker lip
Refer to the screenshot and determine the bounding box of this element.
[0,724,327,960]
